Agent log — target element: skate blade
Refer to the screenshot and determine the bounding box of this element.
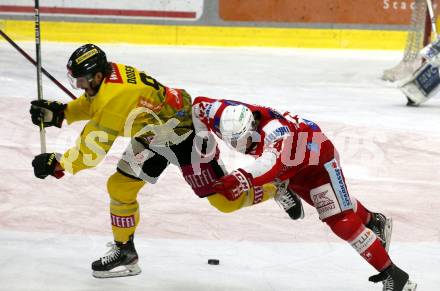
[404,280,417,291]
[92,263,141,279]
[383,217,393,252]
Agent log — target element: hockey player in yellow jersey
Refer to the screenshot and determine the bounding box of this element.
[29,44,304,278]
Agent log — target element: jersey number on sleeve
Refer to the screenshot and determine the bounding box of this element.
[139,72,164,91]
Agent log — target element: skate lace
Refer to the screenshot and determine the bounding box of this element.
[370,225,384,244]
[383,277,394,291]
[369,273,394,291]
[374,213,386,227]
[100,242,121,265]
[370,214,386,244]
[275,190,296,211]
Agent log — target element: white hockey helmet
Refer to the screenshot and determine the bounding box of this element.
[219,104,255,146]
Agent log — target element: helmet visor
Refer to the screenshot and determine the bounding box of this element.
[67,71,93,90]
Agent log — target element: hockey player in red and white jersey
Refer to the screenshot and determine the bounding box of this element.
[192,97,417,291]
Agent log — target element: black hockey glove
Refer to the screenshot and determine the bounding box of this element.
[30,100,66,128]
[32,153,64,179]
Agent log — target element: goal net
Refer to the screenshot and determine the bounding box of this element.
[382,0,435,82]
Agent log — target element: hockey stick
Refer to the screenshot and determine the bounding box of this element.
[0,30,77,100]
[35,0,47,153]
[426,0,438,39]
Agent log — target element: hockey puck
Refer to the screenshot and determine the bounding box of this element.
[208,259,220,265]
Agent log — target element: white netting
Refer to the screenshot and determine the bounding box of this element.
[382,0,428,82]
[382,55,423,82]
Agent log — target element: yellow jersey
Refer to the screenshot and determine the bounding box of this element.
[60,63,193,174]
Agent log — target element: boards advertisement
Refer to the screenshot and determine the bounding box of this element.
[219,0,437,25]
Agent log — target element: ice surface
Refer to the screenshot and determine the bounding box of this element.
[1,42,439,290]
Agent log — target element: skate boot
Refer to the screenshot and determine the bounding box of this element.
[92,236,141,278]
[406,97,418,107]
[369,263,417,291]
[367,212,393,251]
[274,181,304,220]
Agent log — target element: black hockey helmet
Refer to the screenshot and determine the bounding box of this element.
[67,44,107,78]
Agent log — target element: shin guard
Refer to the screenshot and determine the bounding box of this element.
[326,211,391,271]
[107,171,145,242]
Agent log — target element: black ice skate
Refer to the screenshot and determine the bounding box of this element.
[274,181,304,220]
[92,236,141,278]
[406,97,418,107]
[369,263,417,291]
[367,212,393,251]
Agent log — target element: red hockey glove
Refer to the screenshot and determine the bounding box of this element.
[32,153,64,179]
[212,168,253,201]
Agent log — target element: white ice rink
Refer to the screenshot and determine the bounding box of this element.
[0,42,439,290]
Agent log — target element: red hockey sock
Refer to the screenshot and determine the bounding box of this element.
[326,211,391,271]
[352,198,372,225]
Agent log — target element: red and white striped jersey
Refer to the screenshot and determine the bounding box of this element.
[192,96,335,186]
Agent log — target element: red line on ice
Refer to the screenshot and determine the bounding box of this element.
[0,5,196,19]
